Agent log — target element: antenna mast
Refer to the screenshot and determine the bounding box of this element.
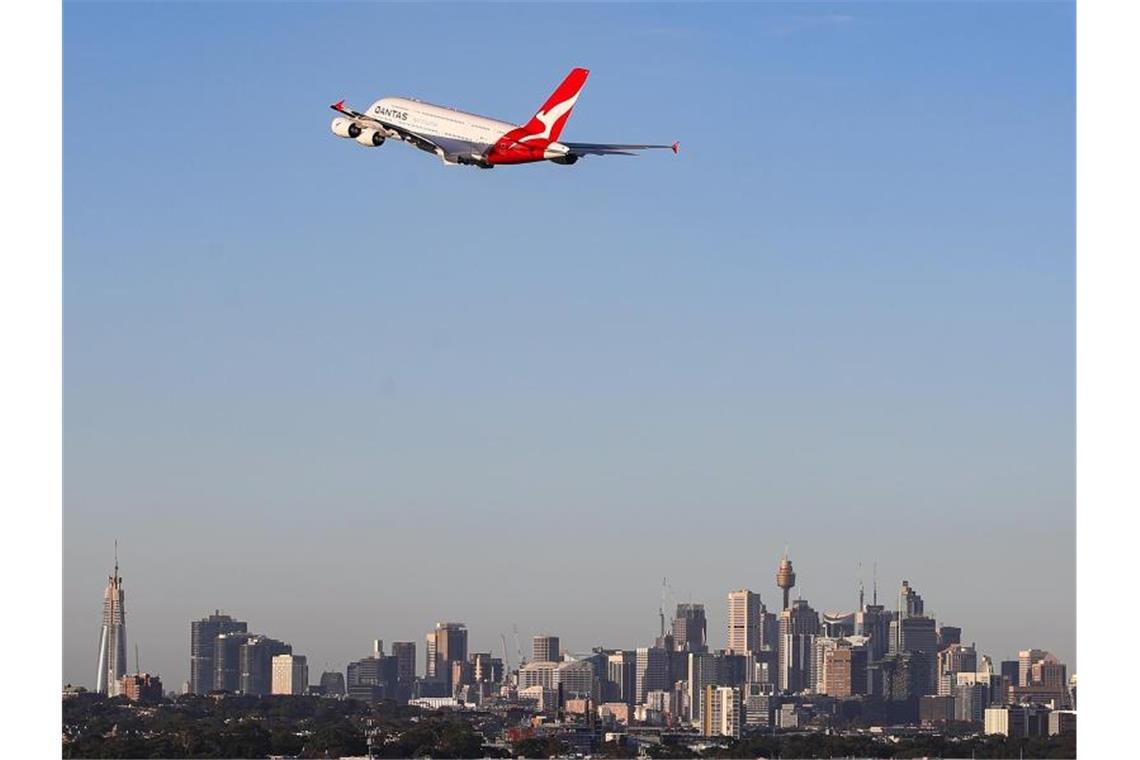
[873,562,878,606]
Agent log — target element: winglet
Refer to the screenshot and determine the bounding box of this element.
[331,99,346,112]
[672,141,680,154]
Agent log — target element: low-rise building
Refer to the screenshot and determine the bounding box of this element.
[984,704,1051,737]
[1048,710,1077,736]
[120,673,162,703]
[919,695,955,725]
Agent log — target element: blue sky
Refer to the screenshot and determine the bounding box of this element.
[64,2,1074,687]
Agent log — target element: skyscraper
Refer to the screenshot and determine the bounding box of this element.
[890,616,939,657]
[391,641,416,684]
[898,580,925,619]
[1001,659,1020,687]
[347,654,399,700]
[936,643,977,696]
[239,636,292,695]
[822,640,869,697]
[95,547,127,696]
[634,647,670,704]
[777,598,819,693]
[672,604,708,653]
[727,590,775,654]
[855,604,891,662]
[606,650,637,705]
[272,654,308,695]
[214,631,255,692]
[426,622,468,691]
[1018,649,1049,688]
[533,634,560,663]
[687,652,721,722]
[190,611,247,695]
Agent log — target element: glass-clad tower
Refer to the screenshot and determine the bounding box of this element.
[95,546,127,695]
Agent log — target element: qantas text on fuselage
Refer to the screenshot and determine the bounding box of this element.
[329,68,678,168]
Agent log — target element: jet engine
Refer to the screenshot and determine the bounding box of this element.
[330,117,361,139]
[354,128,386,147]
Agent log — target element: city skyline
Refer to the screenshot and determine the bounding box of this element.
[63,2,1075,695]
[69,546,1072,691]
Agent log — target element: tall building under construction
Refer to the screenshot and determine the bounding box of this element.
[95,546,127,696]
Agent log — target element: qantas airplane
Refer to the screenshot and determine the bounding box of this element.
[329,67,678,168]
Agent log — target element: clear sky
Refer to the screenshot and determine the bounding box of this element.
[63,2,1074,688]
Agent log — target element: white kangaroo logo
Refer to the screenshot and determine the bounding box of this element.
[518,92,581,143]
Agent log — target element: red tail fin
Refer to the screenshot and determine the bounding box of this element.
[518,67,590,142]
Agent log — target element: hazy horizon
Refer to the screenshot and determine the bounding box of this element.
[64,1,1075,688]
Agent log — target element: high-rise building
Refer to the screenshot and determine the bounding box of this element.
[872,651,933,702]
[898,580,925,619]
[673,604,708,653]
[239,636,292,695]
[955,655,1007,707]
[533,634,560,663]
[889,615,939,674]
[1000,659,1020,688]
[937,643,977,696]
[937,626,962,650]
[1010,651,1069,707]
[687,652,721,722]
[319,670,346,697]
[777,598,819,693]
[519,661,559,690]
[190,611,247,695]
[701,685,742,738]
[95,549,127,696]
[607,651,637,705]
[557,659,600,702]
[391,641,416,684]
[347,655,399,701]
[635,647,670,704]
[1018,649,1048,691]
[822,640,868,697]
[471,651,502,684]
[272,654,308,695]
[810,637,840,694]
[214,632,255,692]
[426,622,468,691]
[955,681,989,722]
[727,590,776,654]
[855,604,891,662]
[425,632,437,679]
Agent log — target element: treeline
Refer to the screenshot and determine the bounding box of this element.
[62,694,489,759]
[652,731,1077,759]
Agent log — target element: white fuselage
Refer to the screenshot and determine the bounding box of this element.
[368,97,517,153]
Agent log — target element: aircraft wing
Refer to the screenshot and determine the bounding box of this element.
[564,141,680,157]
[331,101,465,158]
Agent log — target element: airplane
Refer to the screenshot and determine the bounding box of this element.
[329,67,678,168]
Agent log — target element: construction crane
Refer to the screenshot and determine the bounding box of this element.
[513,623,524,667]
[500,633,510,674]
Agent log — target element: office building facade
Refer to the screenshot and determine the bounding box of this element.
[190,611,247,695]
